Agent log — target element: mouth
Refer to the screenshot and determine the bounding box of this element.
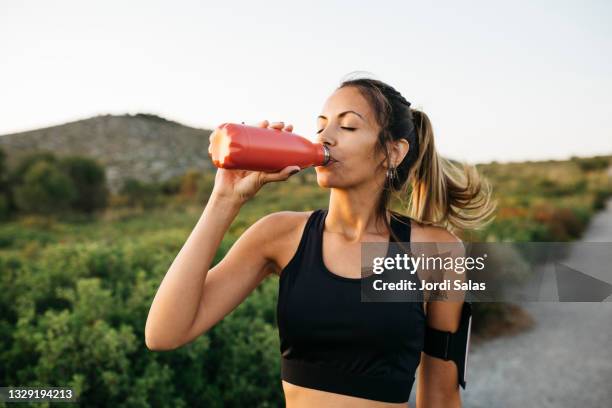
[317,157,339,169]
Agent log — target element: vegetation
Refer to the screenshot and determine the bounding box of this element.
[0,151,109,219]
[0,147,610,406]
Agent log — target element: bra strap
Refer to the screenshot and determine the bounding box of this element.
[390,212,412,243]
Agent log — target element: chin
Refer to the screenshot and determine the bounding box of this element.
[315,169,334,188]
[315,175,332,188]
[315,169,347,189]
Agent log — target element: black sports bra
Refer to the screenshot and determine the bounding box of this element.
[276,208,426,403]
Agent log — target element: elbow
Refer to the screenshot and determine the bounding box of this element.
[145,333,182,351]
[144,323,183,351]
[145,335,171,351]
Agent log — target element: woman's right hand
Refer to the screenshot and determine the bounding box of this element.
[209,120,301,205]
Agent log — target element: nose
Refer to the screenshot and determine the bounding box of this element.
[316,128,336,147]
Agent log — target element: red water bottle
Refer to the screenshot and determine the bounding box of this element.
[208,123,331,172]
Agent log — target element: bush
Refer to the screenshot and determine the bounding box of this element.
[593,188,612,210]
[119,178,163,209]
[159,175,182,195]
[14,161,77,215]
[9,151,58,185]
[9,152,111,216]
[0,237,283,407]
[59,156,109,213]
[530,203,588,241]
[572,156,610,172]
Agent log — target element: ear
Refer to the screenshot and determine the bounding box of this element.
[387,139,410,168]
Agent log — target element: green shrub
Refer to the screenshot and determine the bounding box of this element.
[572,156,610,172]
[14,161,77,215]
[59,156,109,213]
[119,178,163,209]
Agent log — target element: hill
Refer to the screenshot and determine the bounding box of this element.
[0,113,214,193]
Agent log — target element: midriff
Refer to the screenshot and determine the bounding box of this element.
[282,381,410,408]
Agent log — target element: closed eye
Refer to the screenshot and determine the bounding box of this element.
[316,127,356,134]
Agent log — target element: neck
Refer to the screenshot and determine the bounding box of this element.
[326,185,391,243]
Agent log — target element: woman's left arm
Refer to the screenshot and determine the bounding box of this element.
[416,231,466,408]
[416,301,464,408]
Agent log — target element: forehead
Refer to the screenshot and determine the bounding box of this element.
[319,86,373,124]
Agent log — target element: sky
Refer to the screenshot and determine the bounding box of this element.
[0,0,610,164]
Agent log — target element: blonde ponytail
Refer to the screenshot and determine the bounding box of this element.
[407,109,497,234]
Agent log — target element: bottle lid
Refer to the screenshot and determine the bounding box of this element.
[322,144,331,166]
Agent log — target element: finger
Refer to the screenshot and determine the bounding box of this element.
[256,120,269,128]
[284,124,293,132]
[260,166,301,183]
[269,121,284,130]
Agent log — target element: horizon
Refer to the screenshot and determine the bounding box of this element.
[1,110,608,166]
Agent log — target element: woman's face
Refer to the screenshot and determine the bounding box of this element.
[314,86,385,189]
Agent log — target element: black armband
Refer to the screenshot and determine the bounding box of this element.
[423,301,472,389]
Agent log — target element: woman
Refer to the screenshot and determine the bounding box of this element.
[145,76,496,407]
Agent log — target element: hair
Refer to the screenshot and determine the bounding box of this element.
[337,75,498,239]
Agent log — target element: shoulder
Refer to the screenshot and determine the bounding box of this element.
[255,210,315,237]
[253,210,316,276]
[415,221,461,242]
[409,219,463,247]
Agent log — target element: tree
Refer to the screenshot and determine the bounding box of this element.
[14,161,77,214]
[10,151,57,185]
[59,156,109,213]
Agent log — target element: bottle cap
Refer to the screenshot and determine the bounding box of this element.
[322,145,331,166]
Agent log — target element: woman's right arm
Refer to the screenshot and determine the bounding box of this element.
[144,120,301,351]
